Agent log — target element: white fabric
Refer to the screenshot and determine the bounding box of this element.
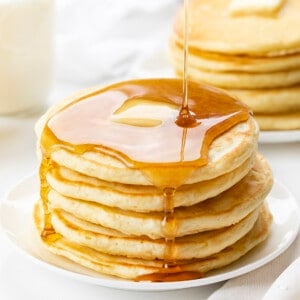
[263,257,300,300]
[208,239,300,300]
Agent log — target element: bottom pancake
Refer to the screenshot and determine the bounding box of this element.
[254,111,300,130]
[33,202,272,281]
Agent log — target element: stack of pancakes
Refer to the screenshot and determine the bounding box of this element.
[169,0,300,130]
[34,79,273,281]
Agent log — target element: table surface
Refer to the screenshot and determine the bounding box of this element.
[0,96,299,299]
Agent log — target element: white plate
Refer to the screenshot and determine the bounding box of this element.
[0,174,299,292]
[259,130,300,144]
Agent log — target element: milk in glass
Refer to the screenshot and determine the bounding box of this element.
[0,0,54,114]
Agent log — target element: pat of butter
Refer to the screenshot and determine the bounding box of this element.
[111,99,178,127]
[229,0,286,16]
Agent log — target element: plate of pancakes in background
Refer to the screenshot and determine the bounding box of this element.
[0,79,299,291]
[169,0,300,141]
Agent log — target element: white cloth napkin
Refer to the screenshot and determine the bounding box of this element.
[208,237,300,300]
[263,256,300,300]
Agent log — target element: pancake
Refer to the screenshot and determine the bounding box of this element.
[48,119,256,185]
[46,154,254,212]
[174,64,300,89]
[229,86,300,114]
[36,80,258,186]
[170,40,300,73]
[34,202,273,280]
[47,155,272,239]
[255,111,300,130]
[51,205,261,260]
[172,0,300,55]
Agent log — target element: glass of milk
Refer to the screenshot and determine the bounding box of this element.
[0,0,54,115]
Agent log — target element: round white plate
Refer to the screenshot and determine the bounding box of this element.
[0,174,299,292]
[259,130,300,144]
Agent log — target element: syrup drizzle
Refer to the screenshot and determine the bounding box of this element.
[176,0,198,129]
[162,187,177,267]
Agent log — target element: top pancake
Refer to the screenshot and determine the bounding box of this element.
[173,0,300,55]
[36,79,257,186]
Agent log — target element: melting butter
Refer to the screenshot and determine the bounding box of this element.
[111,98,178,127]
[229,0,286,16]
